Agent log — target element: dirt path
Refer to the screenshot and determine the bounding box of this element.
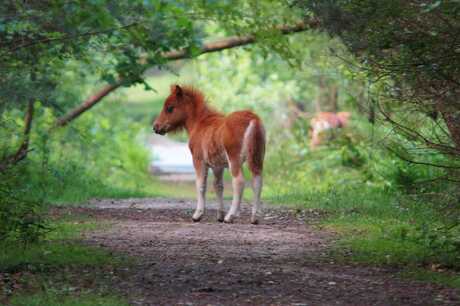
[71,198,458,306]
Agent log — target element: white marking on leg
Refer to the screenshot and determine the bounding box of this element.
[193,166,208,221]
[224,172,244,223]
[251,175,263,224]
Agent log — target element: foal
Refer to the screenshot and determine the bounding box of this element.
[153,85,265,224]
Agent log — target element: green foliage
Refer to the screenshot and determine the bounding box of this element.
[0,95,155,241]
[401,269,460,289]
[0,242,118,274]
[33,102,155,203]
[182,30,362,129]
[46,215,108,241]
[266,182,460,270]
[1,215,126,305]
[0,216,118,273]
[336,221,460,270]
[263,110,460,272]
[300,0,460,163]
[0,164,49,244]
[1,0,198,82]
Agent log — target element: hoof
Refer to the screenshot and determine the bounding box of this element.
[217,211,225,223]
[250,218,259,225]
[192,210,204,222]
[224,215,234,223]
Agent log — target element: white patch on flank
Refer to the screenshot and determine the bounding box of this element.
[241,120,256,159]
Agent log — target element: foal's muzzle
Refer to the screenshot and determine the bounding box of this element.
[153,123,166,135]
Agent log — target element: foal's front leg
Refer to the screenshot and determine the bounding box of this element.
[192,159,208,222]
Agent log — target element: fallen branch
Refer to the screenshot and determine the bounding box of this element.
[55,21,317,127]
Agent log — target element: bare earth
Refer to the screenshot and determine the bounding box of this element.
[70,198,459,306]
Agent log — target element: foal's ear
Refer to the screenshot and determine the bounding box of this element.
[175,85,183,98]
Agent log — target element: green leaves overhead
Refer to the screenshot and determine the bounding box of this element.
[1,1,195,77]
[1,0,306,113]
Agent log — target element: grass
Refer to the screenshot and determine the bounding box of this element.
[262,131,460,283]
[0,242,118,273]
[1,214,129,305]
[400,269,460,289]
[0,215,119,273]
[45,165,256,206]
[10,292,129,306]
[47,177,201,206]
[46,214,110,240]
[264,184,460,287]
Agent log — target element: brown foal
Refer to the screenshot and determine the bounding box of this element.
[153,85,265,224]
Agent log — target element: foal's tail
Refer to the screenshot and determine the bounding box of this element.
[245,119,266,176]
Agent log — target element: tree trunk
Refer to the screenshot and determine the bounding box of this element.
[439,96,460,152]
[315,76,325,112]
[330,84,339,112]
[368,98,376,124]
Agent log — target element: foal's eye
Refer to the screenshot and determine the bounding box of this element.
[166,106,174,113]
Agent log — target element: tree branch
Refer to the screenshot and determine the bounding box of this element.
[0,100,34,173]
[55,82,125,127]
[54,21,317,127]
[7,22,140,52]
[376,100,460,156]
[164,21,313,60]
[386,146,460,169]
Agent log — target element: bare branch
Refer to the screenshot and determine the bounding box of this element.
[376,100,460,156]
[386,146,460,169]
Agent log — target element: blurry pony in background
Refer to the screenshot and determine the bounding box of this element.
[310,112,351,149]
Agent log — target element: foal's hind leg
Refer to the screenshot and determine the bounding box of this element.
[224,160,244,223]
[212,168,225,222]
[250,174,263,225]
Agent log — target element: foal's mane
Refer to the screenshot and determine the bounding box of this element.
[172,84,206,108]
[173,85,222,118]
